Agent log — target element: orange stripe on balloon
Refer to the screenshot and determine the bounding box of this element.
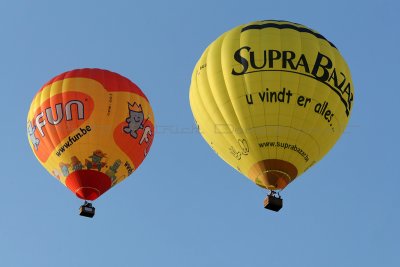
[37,69,147,99]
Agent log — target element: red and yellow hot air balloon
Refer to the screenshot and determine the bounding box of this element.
[27,68,154,217]
[189,20,354,211]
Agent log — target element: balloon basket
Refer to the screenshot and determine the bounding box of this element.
[264,193,283,212]
[79,201,95,218]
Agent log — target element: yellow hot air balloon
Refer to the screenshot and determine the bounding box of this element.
[189,20,354,211]
[27,68,155,217]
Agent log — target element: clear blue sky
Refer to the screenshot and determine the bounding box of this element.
[1,0,398,266]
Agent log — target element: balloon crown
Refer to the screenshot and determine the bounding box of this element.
[128,102,143,112]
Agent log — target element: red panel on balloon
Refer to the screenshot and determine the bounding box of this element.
[65,170,112,201]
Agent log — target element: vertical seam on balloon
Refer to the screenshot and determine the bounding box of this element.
[220,31,263,171]
[312,46,345,153]
[125,80,140,179]
[231,25,253,160]
[328,55,347,134]
[201,42,237,151]
[129,81,143,173]
[258,28,271,163]
[333,53,350,134]
[241,25,258,137]
[51,76,65,179]
[45,82,58,152]
[100,69,109,177]
[276,26,283,161]
[309,40,337,156]
[110,70,120,186]
[60,72,74,183]
[198,49,236,147]
[77,69,86,180]
[99,69,106,175]
[70,69,80,178]
[285,29,304,166]
[56,71,70,184]
[49,81,62,156]
[253,24,270,164]
[281,29,293,163]
[290,34,323,167]
[305,38,338,158]
[118,72,136,180]
[141,94,154,170]
[195,46,239,163]
[129,82,145,176]
[80,69,87,178]
[40,80,59,179]
[192,67,232,161]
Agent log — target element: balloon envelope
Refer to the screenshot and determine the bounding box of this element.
[27,68,154,200]
[189,20,354,190]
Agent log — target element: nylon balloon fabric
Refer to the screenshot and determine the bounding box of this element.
[27,69,154,200]
[189,20,354,190]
